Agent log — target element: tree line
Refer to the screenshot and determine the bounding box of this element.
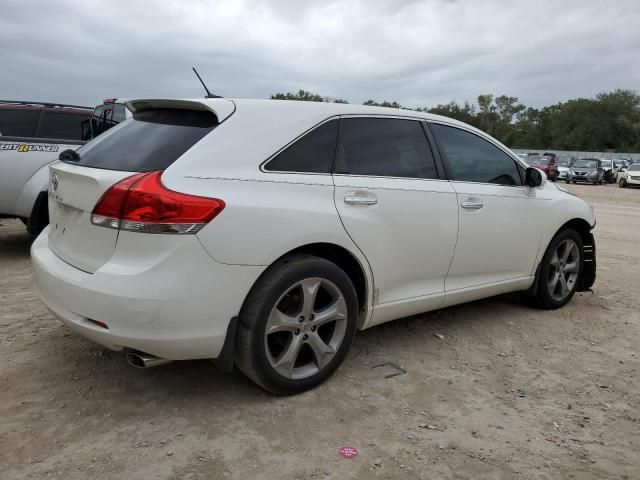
[270,89,640,152]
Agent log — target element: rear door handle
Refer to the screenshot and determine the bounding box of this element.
[461,199,483,210]
[344,191,378,206]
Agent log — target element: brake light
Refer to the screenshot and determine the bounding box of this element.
[91,171,225,234]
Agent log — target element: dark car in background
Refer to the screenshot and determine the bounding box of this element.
[82,98,129,140]
[524,154,558,181]
[601,159,619,184]
[567,158,604,185]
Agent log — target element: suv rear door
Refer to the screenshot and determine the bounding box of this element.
[332,117,458,325]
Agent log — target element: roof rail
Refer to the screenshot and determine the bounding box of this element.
[0,99,92,110]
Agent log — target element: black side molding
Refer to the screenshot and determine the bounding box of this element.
[577,232,596,292]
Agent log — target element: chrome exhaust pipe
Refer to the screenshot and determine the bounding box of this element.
[126,351,173,369]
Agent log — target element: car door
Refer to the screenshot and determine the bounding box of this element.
[332,117,459,326]
[428,122,545,304]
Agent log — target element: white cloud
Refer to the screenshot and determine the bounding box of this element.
[1,0,639,109]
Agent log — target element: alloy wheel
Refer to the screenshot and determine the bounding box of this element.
[547,239,580,302]
[264,277,348,380]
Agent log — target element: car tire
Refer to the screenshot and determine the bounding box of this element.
[619,178,627,188]
[530,229,583,310]
[565,180,571,184]
[235,254,358,394]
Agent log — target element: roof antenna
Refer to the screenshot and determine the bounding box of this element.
[192,67,222,98]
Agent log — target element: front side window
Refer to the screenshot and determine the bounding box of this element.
[431,124,522,186]
[335,118,438,179]
[37,111,89,140]
[265,120,339,173]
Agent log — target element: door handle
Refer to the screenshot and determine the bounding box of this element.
[344,192,378,206]
[461,199,483,210]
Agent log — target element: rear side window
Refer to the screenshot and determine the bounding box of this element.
[265,120,339,173]
[37,111,89,140]
[335,118,438,179]
[0,108,41,137]
[70,108,218,172]
[431,124,522,186]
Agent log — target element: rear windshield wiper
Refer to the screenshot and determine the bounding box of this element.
[59,149,80,162]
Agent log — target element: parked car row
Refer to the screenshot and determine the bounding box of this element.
[516,153,637,187]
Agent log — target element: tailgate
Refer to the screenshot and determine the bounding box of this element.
[48,162,132,273]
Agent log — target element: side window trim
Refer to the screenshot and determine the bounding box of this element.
[260,116,340,175]
[427,120,525,187]
[332,115,444,181]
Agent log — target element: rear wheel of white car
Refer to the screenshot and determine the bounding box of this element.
[235,254,358,394]
[531,229,583,309]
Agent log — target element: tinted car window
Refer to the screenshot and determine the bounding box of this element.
[69,108,218,172]
[573,159,599,169]
[335,118,437,179]
[0,108,41,137]
[431,124,522,186]
[265,120,339,173]
[37,111,89,140]
[112,104,126,123]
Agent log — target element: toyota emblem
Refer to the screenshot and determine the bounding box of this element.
[51,173,59,193]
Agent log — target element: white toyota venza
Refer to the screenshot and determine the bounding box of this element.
[32,99,596,394]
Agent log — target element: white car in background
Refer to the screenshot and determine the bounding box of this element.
[32,98,597,394]
[0,100,92,233]
[619,163,640,188]
[555,156,575,181]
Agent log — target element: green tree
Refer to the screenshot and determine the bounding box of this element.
[271,90,325,102]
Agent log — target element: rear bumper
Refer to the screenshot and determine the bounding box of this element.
[31,228,264,360]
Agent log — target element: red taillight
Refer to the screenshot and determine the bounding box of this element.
[91,171,225,234]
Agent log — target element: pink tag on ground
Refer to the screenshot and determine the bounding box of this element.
[339,446,358,459]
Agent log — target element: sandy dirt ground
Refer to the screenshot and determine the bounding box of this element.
[1,183,639,480]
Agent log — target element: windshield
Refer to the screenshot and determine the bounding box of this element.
[628,165,640,172]
[525,156,548,165]
[556,156,572,166]
[574,159,598,169]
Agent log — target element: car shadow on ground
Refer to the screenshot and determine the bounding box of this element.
[25,291,533,407]
[0,221,35,260]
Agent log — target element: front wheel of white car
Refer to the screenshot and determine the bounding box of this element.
[531,229,583,309]
[235,254,358,394]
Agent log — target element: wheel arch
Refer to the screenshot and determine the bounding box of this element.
[276,242,372,328]
[533,217,596,294]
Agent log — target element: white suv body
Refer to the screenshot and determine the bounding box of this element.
[32,98,597,393]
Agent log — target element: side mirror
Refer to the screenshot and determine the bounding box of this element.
[525,167,546,188]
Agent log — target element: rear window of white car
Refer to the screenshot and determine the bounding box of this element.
[67,108,218,171]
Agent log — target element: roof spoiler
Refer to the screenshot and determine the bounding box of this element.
[124,98,235,123]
